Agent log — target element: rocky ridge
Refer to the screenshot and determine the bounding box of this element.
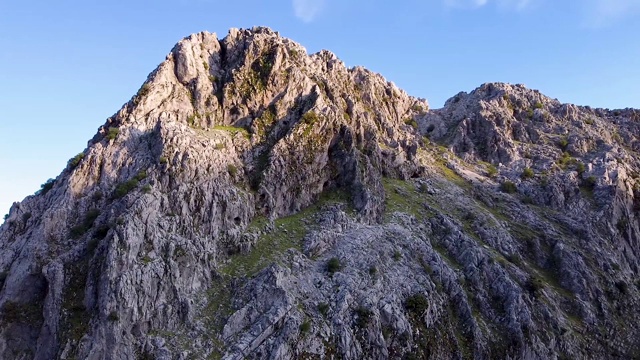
[1,27,639,359]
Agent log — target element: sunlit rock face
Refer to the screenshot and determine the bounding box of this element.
[1,27,639,360]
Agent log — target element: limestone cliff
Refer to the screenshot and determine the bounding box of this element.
[1,27,639,360]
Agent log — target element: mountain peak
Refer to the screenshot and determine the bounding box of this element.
[1,28,640,360]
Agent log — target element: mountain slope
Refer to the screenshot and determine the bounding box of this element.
[1,27,639,360]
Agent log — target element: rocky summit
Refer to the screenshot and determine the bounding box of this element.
[1,26,640,360]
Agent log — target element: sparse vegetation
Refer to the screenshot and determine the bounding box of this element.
[187,113,198,127]
[220,191,352,278]
[521,167,534,179]
[534,102,544,109]
[318,303,329,317]
[486,164,498,178]
[393,250,402,261]
[159,156,168,165]
[137,83,150,98]
[1,300,43,324]
[69,209,100,239]
[582,176,597,190]
[107,311,119,322]
[113,179,139,199]
[405,294,429,315]
[500,181,517,193]
[557,137,569,151]
[227,164,238,177]
[355,306,372,328]
[106,127,119,141]
[524,275,545,298]
[327,257,343,275]
[299,321,311,333]
[368,266,377,276]
[68,153,85,169]
[39,178,55,195]
[213,125,250,138]
[404,117,419,129]
[301,111,318,125]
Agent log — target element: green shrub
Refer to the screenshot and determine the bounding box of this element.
[113,179,139,199]
[301,111,318,125]
[299,321,311,333]
[227,164,238,177]
[534,102,544,109]
[576,162,586,174]
[393,250,402,261]
[107,311,119,322]
[137,83,150,98]
[355,306,372,328]
[368,266,377,276]
[405,294,428,315]
[500,181,517,193]
[557,137,569,151]
[3,214,8,221]
[404,118,418,129]
[68,153,85,169]
[521,167,534,179]
[326,257,342,275]
[582,176,597,189]
[317,303,329,317]
[616,218,628,232]
[106,127,119,141]
[134,170,147,181]
[524,276,544,298]
[202,61,209,71]
[142,185,152,193]
[69,209,100,239]
[39,179,55,195]
[159,156,168,165]
[487,164,498,178]
[526,109,534,118]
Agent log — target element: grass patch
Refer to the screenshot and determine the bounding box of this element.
[434,161,470,189]
[213,125,250,138]
[221,190,351,278]
[382,178,425,219]
[521,167,534,179]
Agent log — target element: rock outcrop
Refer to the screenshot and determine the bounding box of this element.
[1,27,639,360]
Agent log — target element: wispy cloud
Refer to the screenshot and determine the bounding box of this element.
[293,0,325,22]
[584,0,640,27]
[444,0,531,11]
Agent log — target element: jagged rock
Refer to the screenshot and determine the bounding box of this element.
[1,27,640,360]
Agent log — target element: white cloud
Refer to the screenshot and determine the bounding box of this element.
[585,0,640,27]
[293,0,325,22]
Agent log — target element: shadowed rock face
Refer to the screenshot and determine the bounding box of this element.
[1,27,639,360]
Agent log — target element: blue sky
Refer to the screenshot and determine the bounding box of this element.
[1,0,639,217]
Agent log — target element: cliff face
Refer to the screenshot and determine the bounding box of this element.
[1,27,639,360]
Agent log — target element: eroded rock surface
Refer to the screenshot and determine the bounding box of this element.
[1,28,639,360]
